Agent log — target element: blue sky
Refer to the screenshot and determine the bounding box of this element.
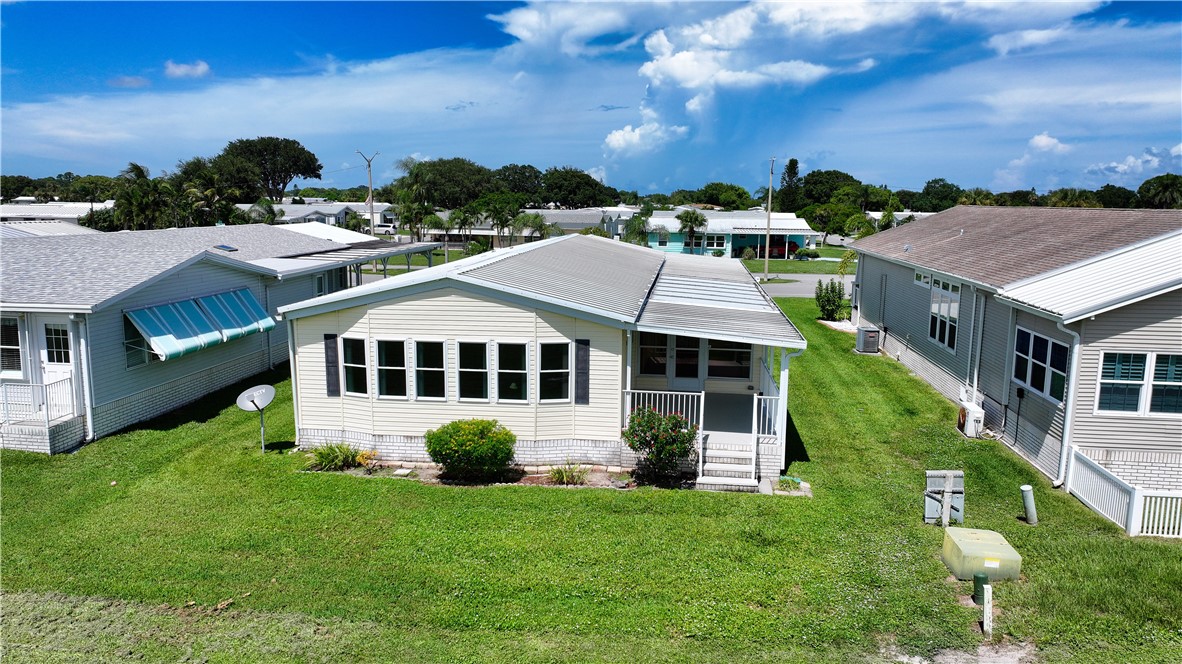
[2,1,1179,195]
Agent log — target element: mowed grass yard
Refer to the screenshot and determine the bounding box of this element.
[2,299,1180,663]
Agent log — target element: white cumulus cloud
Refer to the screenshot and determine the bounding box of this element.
[1085,149,1165,177]
[164,59,211,79]
[603,120,688,157]
[1029,132,1071,154]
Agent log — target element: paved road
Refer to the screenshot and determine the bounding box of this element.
[760,274,855,298]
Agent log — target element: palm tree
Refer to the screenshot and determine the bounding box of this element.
[675,209,708,255]
[247,197,285,224]
[512,212,563,243]
[185,169,241,226]
[1045,188,1101,208]
[449,205,478,243]
[957,188,996,206]
[115,162,173,230]
[423,213,456,262]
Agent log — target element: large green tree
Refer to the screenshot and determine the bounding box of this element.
[1136,173,1182,209]
[493,164,544,203]
[541,167,614,208]
[114,162,174,230]
[801,169,861,207]
[913,178,963,212]
[1095,184,1137,209]
[697,182,754,210]
[220,137,322,202]
[1045,188,1101,208]
[403,157,497,210]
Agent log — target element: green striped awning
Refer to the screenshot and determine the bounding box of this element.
[125,288,276,361]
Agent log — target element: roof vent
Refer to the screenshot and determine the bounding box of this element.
[903,244,913,252]
[213,244,238,252]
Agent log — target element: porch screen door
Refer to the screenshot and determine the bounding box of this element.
[39,319,74,386]
[670,336,704,391]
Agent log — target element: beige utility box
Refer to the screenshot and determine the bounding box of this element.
[942,527,1022,581]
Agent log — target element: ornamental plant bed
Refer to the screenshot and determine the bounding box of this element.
[337,462,638,489]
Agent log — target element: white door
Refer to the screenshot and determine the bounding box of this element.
[36,316,74,386]
[669,336,705,392]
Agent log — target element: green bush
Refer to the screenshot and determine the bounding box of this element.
[711,249,725,257]
[548,460,590,485]
[425,419,516,479]
[464,239,491,257]
[814,278,848,321]
[305,443,362,472]
[622,407,697,481]
[741,247,757,261]
[796,249,820,260]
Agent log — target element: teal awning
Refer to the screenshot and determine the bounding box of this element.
[125,288,276,361]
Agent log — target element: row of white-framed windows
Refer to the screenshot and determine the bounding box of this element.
[1,316,22,376]
[705,234,726,249]
[914,271,931,288]
[1096,352,1182,415]
[928,279,959,351]
[1013,327,1068,402]
[636,333,753,380]
[686,235,704,248]
[340,339,571,403]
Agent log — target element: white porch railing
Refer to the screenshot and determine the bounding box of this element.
[1067,449,1182,538]
[759,358,780,398]
[0,377,75,427]
[623,389,705,431]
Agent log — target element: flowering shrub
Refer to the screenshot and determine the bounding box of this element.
[622,407,697,480]
[425,419,516,479]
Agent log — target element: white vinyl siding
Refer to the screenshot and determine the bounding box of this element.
[290,287,623,442]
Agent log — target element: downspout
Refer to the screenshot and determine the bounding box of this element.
[76,314,96,441]
[777,346,806,473]
[285,315,302,449]
[961,286,977,398]
[1052,319,1081,488]
[852,255,863,328]
[971,294,986,398]
[623,329,633,432]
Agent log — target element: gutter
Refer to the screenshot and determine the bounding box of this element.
[1052,319,1082,488]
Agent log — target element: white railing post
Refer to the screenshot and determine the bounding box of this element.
[698,391,705,436]
[42,384,50,428]
[1127,487,1145,536]
[750,395,760,480]
[1,384,8,423]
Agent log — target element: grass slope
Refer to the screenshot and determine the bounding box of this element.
[2,300,1179,662]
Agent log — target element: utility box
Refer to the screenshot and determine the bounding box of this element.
[856,326,880,354]
[924,470,964,524]
[957,401,985,438]
[942,528,1022,581]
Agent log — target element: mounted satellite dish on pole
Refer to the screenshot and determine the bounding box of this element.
[236,384,276,453]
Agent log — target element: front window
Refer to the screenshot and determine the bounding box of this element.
[376,340,407,398]
[687,235,704,248]
[638,332,666,376]
[1013,328,1068,402]
[123,316,158,368]
[457,342,489,400]
[705,234,726,249]
[928,279,959,351]
[497,343,528,402]
[708,340,751,379]
[539,342,570,401]
[914,271,931,288]
[314,274,327,297]
[415,341,446,399]
[656,234,668,247]
[1,316,22,376]
[1097,352,1182,415]
[341,338,367,395]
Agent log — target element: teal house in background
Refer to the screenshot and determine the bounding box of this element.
[645,209,820,258]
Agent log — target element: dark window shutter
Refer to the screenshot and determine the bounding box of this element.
[324,334,340,397]
[575,338,590,405]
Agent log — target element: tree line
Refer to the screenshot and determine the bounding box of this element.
[3,141,1179,236]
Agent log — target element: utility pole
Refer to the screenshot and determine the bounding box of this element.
[356,150,379,235]
[763,156,775,282]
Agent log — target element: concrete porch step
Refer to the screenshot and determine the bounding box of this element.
[704,447,753,458]
[696,476,759,492]
[703,462,756,474]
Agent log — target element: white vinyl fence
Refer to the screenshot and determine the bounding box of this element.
[1068,449,1182,538]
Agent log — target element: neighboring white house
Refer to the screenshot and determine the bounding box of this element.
[234,201,395,228]
[645,210,820,258]
[278,234,808,490]
[0,225,439,453]
[0,200,114,224]
[852,206,1182,537]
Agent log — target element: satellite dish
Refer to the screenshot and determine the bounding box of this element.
[236,384,276,412]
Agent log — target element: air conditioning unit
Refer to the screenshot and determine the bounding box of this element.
[856,326,880,354]
[958,401,985,438]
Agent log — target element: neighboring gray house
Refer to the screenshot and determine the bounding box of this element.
[279,234,808,490]
[0,225,438,453]
[852,206,1182,536]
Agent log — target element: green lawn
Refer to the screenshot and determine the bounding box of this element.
[1,299,1179,663]
[742,258,848,275]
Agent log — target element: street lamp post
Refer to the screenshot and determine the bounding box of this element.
[763,156,775,282]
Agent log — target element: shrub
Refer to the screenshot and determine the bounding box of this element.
[305,443,362,472]
[425,419,516,479]
[464,239,491,257]
[356,449,380,475]
[797,248,820,260]
[815,278,848,321]
[622,407,697,481]
[548,460,590,485]
[711,249,725,258]
[741,247,757,261]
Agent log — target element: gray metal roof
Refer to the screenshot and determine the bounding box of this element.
[0,220,101,237]
[997,230,1182,322]
[281,234,807,349]
[1,225,346,310]
[637,254,806,347]
[852,206,1182,288]
[647,210,815,235]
